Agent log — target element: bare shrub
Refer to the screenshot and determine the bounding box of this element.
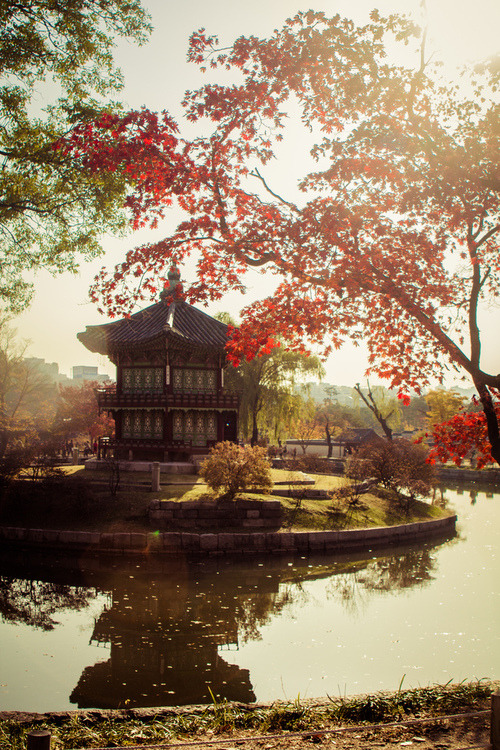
[345,439,435,515]
[331,481,363,508]
[199,441,273,500]
[0,445,63,488]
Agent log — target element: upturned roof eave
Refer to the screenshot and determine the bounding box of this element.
[77,296,232,356]
[77,327,228,358]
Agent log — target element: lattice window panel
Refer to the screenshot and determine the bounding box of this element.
[121,410,164,439]
[122,367,164,392]
[172,368,217,393]
[171,410,216,445]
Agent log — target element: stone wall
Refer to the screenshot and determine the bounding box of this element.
[437,466,500,483]
[0,514,456,557]
[148,498,282,530]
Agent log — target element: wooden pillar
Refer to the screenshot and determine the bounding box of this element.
[27,731,51,750]
[116,357,123,394]
[151,462,160,491]
[492,691,500,750]
[165,356,171,393]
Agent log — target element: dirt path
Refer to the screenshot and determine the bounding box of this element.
[187,712,490,750]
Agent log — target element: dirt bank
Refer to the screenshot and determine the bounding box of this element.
[0,683,495,750]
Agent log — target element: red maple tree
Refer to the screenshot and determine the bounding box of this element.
[59,11,500,464]
[56,382,115,444]
[422,397,500,469]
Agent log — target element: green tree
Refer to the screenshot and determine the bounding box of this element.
[0,0,151,310]
[315,388,358,458]
[215,313,325,446]
[289,396,322,454]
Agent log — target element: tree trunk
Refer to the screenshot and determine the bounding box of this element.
[0,428,8,460]
[475,382,500,466]
[325,423,333,458]
[250,410,259,446]
[0,402,8,459]
[354,383,393,441]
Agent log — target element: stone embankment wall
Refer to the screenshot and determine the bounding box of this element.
[437,467,500,483]
[148,498,282,529]
[0,514,456,557]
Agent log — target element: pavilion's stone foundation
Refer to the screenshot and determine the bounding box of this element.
[148,498,282,530]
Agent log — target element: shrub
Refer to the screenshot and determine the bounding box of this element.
[199,441,273,500]
[345,439,435,515]
[0,445,63,491]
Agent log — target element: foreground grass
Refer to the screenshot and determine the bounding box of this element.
[0,466,450,534]
[0,681,493,750]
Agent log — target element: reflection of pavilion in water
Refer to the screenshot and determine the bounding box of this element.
[0,534,454,710]
[70,567,287,708]
[70,542,449,708]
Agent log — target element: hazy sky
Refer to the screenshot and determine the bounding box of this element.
[14,0,500,386]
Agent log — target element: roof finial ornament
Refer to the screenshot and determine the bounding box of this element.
[160,266,182,302]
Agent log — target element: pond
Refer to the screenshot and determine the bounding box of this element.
[0,485,498,713]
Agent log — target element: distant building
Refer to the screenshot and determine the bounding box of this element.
[23,357,72,385]
[286,428,382,458]
[22,358,110,387]
[336,428,382,456]
[72,365,110,384]
[24,357,60,382]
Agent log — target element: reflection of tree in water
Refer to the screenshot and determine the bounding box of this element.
[326,548,438,615]
[0,576,96,630]
[358,548,437,591]
[326,569,370,617]
[438,482,495,506]
[432,486,448,507]
[230,582,296,643]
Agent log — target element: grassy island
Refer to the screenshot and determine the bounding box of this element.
[0,465,451,535]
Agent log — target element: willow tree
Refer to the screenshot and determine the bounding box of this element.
[225,348,324,445]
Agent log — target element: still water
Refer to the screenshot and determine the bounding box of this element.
[0,486,498,712]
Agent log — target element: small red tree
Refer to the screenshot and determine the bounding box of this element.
[59,10,500,464]
[55,382,114,445]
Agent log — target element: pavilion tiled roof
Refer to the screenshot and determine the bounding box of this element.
[77,298,230,356]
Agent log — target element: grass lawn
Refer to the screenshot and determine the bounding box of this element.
[0,465,451,534]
